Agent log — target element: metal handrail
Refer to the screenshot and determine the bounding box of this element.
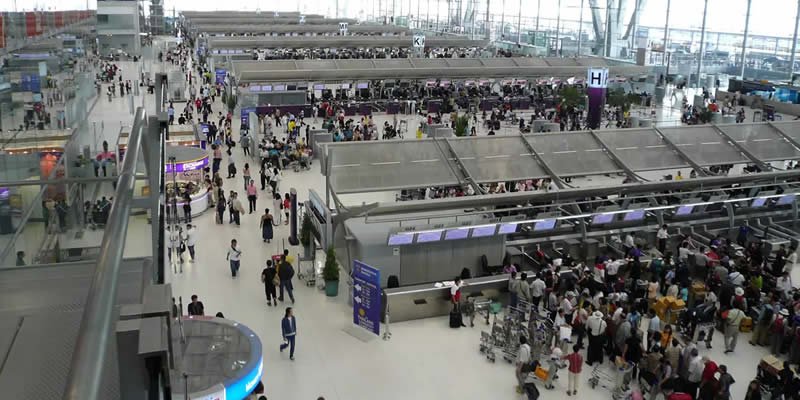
[62,106,147,400]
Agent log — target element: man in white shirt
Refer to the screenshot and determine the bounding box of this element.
[561,292,574,322]
[623,233,635,254]
[226,239,242,278]
[605,258,621,283]
[530,275,546,311]
[678,242,692,262]
[586,311,608,365]
[777,271,793,299]
[656,224,669,254]
[166,226,179,264]
[687,350,704,399]
[184,224,198,261]
[515,336,532,392]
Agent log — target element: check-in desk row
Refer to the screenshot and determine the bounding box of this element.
[384,274,513,322]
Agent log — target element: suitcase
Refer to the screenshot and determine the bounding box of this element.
[449,309,463,328]
[523,382,540,400]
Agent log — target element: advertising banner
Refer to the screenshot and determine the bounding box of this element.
[586,68,608,130]
[353,260,380,336]
[241,107,256,126]
[215,69,226,84]
[21,73,41,92]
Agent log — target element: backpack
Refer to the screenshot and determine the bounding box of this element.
[773,316,785,333]
[761,307,774,325]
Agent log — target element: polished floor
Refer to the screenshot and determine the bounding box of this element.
[79,48,784,399]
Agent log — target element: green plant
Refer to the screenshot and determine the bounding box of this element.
[558,86,583,108]
[300,213,314,247]
[221,92,227,106]
[453,114,470,136]
[226,93,237,112]
[322,246,339,281]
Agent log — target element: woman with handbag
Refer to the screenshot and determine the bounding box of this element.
[261,259,278,306]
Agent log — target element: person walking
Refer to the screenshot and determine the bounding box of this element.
[283,193,291,225]
[260,208,274,243]
[182,192,192,223]
[657,224,669,254]
[212,144,222,175]
[586,310,607,366]
[227,150,237,179]
[261,259,278,306]
[231,192,244,225]
[515,335,532,393]
[724,301,745,354]
[272,193,283,225]
[243,163,251,192]
[216,191,226,224]
[277,254,295,303]
[247,180,258,214]
[226,239,242,278]
[562,344,583,396]
[279,307,297,360]
[184,224,197,261]
[167,225,179,264]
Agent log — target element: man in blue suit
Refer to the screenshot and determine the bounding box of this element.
[280,307,296,360]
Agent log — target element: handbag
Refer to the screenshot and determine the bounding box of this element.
[272,275,280,286]
[179,242,186,253]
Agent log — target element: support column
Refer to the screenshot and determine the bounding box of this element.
[418,0,421,28]
[789,0,800,81]
[500,0,505,40]
[535,0,540,33]
[739,0,752,77]
[695,0,708,88]
[604,0,611,57]
[485,0,491,39]
[578,0,584,56]
[663,0,671,66]
[517,0,522,44]
[555,0,561,55]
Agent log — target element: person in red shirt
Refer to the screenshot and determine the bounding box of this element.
[562,344,583,396]
[700,356,718,393]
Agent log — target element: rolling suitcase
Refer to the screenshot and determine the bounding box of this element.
[449,308,463,328]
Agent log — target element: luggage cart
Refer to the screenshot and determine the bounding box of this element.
[297,251,316,287]
[588,360,635,400]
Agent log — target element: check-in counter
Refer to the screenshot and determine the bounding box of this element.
[385,274,513,322]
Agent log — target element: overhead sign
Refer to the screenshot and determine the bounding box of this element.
[339,22,348,34]
[413,34,425,49]
[299,15,305,24]
[587,68,609,89]
[353,260,380,336]
[20,73,41,92]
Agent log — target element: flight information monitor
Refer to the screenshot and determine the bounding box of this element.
[534,219,557,231]
[444,228,470,240]
[313,84,325,90]
[341,83,350,89]
[416,231,442,243]
[498,223,518,234]
[777,194,796,205]
[676,205,694,215]
[274,85,286,91]
[387,233,414,246]
[261,85,273,92]
[591,214,615,225]
[623,210,646,221]
[751,197,767,208]
[471,225,497,237]
[357,82,369,89]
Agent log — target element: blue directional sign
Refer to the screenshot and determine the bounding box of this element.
[21,73,41,92]
[353,260,381,335]
[215,68,226,84]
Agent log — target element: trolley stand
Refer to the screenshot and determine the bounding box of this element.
[382,301,392,341]
[298,250,316,287]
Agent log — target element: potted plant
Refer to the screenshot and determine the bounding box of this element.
[453,114,470,136]
[226,93,237,113]
[322,246,340,297]
[299,213,314,258]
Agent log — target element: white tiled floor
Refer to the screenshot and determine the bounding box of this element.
[85,43,780,400]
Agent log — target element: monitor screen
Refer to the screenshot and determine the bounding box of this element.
[387,233,414,245]
[261,85,272,92]
[313,84,325,90]
[357,83,369,89]
[416,231,442,243]
[341,83,351,89]
[751,197,767,208]
[465,80,475,86]
[676,205,694,215]
[534,219,557,231]
[498,223,518,234]
[274,85,286,91]
[249,86,261,92]
[425,81,437,87]
[777,194,796,205]
[444,228,470,240]
[471,225,496,237]
[479,80,489,86]
[287,85,297,91]
[439,81,451,86]
[591,213,615,225]
[623,209,646,221]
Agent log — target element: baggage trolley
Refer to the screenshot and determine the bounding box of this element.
[588,360,635,400]
[297,250,316,287]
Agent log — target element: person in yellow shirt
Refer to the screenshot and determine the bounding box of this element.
[288,120,296,134]
[675,171,684,180]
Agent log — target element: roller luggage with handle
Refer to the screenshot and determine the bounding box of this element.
[449,309,463,328]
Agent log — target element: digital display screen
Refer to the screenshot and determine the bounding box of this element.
[465,80,475,86]
[439,81,450,86]
[751,197,767,208]
[498,223,518,234]
[623,210,646,221]
[201,124,209,133]
[416,231,442,243]
[444,228,470,240]
[287,85,297,91]
[0,188,9,199]
[387,233,414,245]
[249,86,261,92]
[261,85,272,92]
[591,214,615,224]
[676,205,694,215]
[471,225,497,237]
[502,80,513,85]
[357,83,369,89]
[274,85,286,91]
[313,84,325,90]
[341,83,350,89]
[534,219,557,231]
[516,80,527,85]
[479,80,489,86]
[777,194,796,205]
[425,81,437,87]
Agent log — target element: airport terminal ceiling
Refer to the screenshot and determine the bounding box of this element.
[324,121,800,195]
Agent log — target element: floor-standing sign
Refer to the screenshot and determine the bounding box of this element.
[353,260,380,335]
[339,22,348,35]
[413,35,425,48]
[586,68,608,130]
